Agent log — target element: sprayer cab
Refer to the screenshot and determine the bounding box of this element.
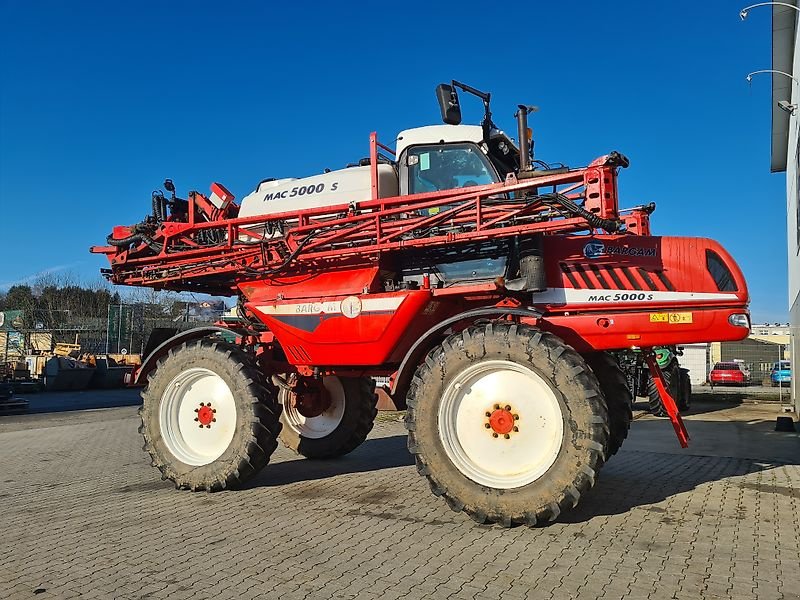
[433,80,544,177]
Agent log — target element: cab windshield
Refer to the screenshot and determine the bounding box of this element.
[407,143,499,194]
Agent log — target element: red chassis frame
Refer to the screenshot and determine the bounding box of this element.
[92,134,750,447]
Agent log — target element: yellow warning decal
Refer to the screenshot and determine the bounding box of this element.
[650,312,693,324]
[668,312,693,324]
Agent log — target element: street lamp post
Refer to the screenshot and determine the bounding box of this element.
[740,2,800,20]
[741,4,800,112]
[745,69,800,85]
[745,70,800,114]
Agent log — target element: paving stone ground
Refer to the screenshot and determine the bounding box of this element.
[0,398,798,600]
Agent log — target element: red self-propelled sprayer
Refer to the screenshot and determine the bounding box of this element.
[92,81,749,525]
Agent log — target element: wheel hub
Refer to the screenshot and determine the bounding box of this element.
[291,380,332,418]
[282,376,347,440]
[195,402,216,428]
[485,404,520,438]
[438,360,564,489]
[159,367,237,466]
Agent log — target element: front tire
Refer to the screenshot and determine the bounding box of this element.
[585,353,632,456]
[405,323,609,526]
[139,340,281,491]
[278,376,377,459]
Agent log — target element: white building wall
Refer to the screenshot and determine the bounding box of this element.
[790,29,800,306]
[680,344,710,385]
[787,22,800,412]
[792,299,799,411]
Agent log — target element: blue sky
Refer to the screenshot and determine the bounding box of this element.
[0,1,790,323]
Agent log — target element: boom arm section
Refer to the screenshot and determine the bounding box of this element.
[91,141,628,295]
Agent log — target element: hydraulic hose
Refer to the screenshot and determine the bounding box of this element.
[539,192,619,233]
[107,232,163,254]
[251,232,321,276]
[152,192,167,222]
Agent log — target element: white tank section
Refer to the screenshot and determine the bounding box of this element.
[238,165,398,219]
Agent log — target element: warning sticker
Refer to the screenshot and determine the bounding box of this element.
[650,312,693,324]
[668,312,693,324]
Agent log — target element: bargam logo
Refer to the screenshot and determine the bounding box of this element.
[583,242,605,259]
[582,242,657,259]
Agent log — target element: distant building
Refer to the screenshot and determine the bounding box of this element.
[769,4,799,411]
[716,337,787,384]
[750,323,792,347]
[683,324,790,385]
[750,323,792,336]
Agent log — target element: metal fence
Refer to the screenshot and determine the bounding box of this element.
[678,330,794,402]
[0,304,225,366]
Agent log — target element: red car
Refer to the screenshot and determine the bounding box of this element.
[709,362,748,386]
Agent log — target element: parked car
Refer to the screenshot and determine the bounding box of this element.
[709,362,750,386]
[733,360,751,381]
[770,360,792,386]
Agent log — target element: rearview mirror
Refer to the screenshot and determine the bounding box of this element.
[436,83,462,125]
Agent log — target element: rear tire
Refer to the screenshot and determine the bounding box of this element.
[405,323,608,526]
[677,368,691,412]
[139,340,281,491]
[647,360,680,417]
[279,376,377,459]
[585,353,632,456]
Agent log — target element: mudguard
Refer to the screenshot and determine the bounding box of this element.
[389,306,541,408]
[135,326,236,384]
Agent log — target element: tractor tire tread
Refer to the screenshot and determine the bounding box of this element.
[405,323,608,527]
[139,339,281,492]
[646,360,680,417]
[584,353,633,456]
[279,377,377,459]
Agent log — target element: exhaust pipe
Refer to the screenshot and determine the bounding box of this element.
[515,105,536,172]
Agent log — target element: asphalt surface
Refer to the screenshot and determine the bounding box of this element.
[0,395,798,600]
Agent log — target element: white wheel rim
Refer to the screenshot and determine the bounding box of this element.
[159,367,237,466]
[282,376,345,439]
[438,360,564,489]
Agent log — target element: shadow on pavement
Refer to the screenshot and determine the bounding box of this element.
[674,398,744,416]
[632,397,748,417]
[562,453,777,524]
[246,411,799,525]
[562,414,800,523]
[20,388,143,414]
[243,434,415,489]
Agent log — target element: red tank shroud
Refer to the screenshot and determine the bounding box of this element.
[237,234,748,367]
[535,234,748,311]
[532,234,749,353]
